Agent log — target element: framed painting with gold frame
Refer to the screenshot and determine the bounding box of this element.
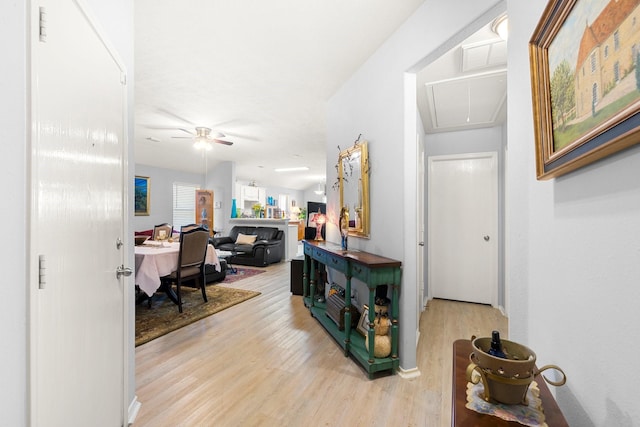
[134,176,150,216]
[530,0,640,180]
[196,189,214,236]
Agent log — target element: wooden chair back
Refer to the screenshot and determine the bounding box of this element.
[152,223,173,240]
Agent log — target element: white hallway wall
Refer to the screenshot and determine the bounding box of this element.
[508,1,640,425]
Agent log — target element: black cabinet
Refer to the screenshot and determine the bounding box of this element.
[290,256,304,295]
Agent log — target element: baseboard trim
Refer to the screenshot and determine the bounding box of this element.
[398,366,421,379]
[498,304,506,317]
[128,396,142,426]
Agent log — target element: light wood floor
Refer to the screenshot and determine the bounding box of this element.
[134,260,507,427]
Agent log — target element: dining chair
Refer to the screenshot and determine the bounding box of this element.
[159,226,209,313]
[180,223,201,232]
[152,223,173,240]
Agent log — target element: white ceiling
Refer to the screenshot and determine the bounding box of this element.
[134,2,506,191]
[417,19,507,133]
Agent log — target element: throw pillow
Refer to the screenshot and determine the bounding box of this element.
[235,233,258,245]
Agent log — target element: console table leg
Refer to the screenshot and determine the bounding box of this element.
[302,255,309,299]
[309,259,317,309]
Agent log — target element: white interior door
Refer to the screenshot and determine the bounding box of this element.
[428,152,497,305]
[30,1,127,425]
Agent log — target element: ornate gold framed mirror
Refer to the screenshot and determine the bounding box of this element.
[338,140,369,238]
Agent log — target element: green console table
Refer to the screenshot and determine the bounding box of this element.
[302,240,402,378]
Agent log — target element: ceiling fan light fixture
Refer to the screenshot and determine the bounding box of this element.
[171,126,234,147]
[193,127,214,150]
[193,138,212,151]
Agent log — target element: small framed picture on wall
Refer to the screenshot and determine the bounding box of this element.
[134,176,150,216]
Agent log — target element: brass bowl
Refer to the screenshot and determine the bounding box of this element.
[467,336,566,405]
[468,336,537,405]
[471,336,536,378]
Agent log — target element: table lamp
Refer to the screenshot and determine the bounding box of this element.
[290,206,301,221]
[314,211,326,241]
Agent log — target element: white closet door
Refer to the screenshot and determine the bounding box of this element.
[428,152,497,305]
[31,1,127,425]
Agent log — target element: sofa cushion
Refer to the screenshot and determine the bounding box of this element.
[215,242,236,252]
[234,226,256,238]
[255,227,277,240]
[235,233,258,245]
[234,243,256,253]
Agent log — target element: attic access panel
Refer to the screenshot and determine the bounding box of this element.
[424,71,506,130]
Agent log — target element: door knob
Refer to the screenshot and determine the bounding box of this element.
[483,235,490,242]
[418,241,425,246]
[116,265,133,278]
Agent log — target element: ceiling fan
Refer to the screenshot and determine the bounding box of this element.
[172,127,234,150]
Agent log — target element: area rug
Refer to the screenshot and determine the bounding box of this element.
[222,267,265,284]
[135,285,260,346]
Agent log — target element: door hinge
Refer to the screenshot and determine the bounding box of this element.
[39,7,47,43]
[38,254,46,289]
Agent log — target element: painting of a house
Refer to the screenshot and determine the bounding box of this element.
[575,0,640,117]
[549,0,640,151]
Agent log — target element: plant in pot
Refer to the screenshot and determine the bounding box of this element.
[252,203,263,218]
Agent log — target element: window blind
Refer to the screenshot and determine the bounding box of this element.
[172,182,199,230]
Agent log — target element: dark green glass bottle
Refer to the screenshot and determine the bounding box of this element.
[487,330,507,358]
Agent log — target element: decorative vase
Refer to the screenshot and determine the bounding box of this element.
[340,206,349,250]
[231,199,237,218]
[341,234,348,251]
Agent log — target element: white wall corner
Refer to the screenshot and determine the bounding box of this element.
[127,396,141,426]
[397,366,421,380]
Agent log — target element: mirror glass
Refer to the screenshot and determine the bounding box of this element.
[339,140,369,238]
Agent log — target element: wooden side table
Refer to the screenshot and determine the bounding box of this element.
[452,339,568,426]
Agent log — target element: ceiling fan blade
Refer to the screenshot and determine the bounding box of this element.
[218,131,260,141]
[178,128,196,135]
[171,136,194,139]
[155,108,196,126]
[213,139,233,146]
[141,125,176,130]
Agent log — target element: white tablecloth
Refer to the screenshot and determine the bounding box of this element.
[134,241,220,297]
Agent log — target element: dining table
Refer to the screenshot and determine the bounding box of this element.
[134,240,221,297]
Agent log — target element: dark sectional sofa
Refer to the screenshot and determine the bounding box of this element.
[210,226,284,267]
